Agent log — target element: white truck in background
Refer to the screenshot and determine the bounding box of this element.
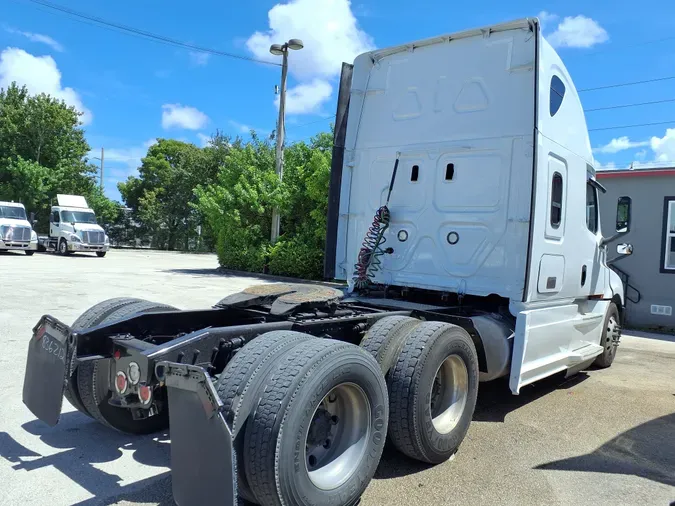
[0,201,38,255]
[37,194,110,257]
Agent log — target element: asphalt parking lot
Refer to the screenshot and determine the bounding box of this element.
[0,249,673,506]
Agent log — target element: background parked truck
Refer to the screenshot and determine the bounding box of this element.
[0,201,38,255]
[37,194,110,257]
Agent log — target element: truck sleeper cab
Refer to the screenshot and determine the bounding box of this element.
[21,17,633,506]
[0,201,38,255]
[39,194,110,257]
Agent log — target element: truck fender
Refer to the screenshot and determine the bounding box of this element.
[471,314,515,382]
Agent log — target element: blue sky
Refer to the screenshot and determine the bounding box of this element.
[1,0,675,202]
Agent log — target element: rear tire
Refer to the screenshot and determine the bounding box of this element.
[215,330,314,503]
[65,297,148,416]
[594,303,621,368]
[76,299,178,433]
[387,321,479,464]
[245,340,388,506]
[96,252,106,257]
[359,315,420,376]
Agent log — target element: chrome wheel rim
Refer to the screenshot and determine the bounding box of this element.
[304,382,370,491]
[60,241,66,254]
[430,354,469,434]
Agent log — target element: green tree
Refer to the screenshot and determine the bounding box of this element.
[119,138,221,250]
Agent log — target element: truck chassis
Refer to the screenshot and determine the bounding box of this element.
[22,283,520,506]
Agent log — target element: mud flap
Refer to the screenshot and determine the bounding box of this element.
[157,362,236,506]
[22,315,76,426]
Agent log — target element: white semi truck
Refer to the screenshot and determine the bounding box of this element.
[22,18,634,506]
[0,201,38,255]
[37,194,110,257]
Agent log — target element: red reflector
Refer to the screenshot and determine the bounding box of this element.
[115,371,128,394]
[113,350,121,360]
[139,385,152,404]
[35,325,47,341]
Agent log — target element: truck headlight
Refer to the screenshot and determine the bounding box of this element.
[104,234,110,244]
[31,230,38,241]
[70,234,82,242]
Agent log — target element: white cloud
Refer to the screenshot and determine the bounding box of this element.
[246,0,374,115]
[246,0,374,80]
[196,133,212,147]
[650,128,675,162]
[229,120,253,134]
[279,79,333,115]
[161,104,209,130]
[537,11,558,31]
[546,15,609,49]
[593,136,650,154]
[635,149,647,160]
[89,139,156,173]
[6,28,64,52]
[189,51,210,66]
[0,47,92,124]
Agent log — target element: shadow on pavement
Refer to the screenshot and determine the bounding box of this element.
[473,372,589,423]
[624,329,675,344]
[0,411,170,501]
[536,412,675,487]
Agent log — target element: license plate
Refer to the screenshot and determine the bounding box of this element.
[22,316,76,426]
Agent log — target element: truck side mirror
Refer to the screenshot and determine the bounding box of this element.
[616,196,631,233]
[616,243,633,256]
[32,219,38,227]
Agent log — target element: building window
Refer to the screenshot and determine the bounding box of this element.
[663,197,675,272]
[550,75,565,116]
[586,181,598,233]
[550,172,563,228]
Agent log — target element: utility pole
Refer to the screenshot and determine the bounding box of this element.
[269,38,304,244]
[93,148,105,190]
[100,147,104,189]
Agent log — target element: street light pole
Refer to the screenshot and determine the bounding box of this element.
[269,38,303,244]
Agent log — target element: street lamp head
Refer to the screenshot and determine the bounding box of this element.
[287,39,304,50]
[269,44,285,56]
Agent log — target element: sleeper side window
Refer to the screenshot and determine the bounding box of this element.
[550,172,563,228]
[550,75,565,116]
[586,182,598,233]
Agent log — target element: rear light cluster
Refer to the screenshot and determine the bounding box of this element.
[113,360,152,406]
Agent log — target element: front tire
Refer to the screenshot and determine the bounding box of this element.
[245,340,388,506]
[387,321,479,464]
[58,238,69,255]
[594,303,621,368]
[25,250,35,256]
[96,251,106,257]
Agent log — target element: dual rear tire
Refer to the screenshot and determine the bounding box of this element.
[216,332,388,506]
[65,297,177,434]
[219,317,479,506]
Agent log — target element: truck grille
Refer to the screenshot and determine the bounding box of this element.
[83,230,105,244]
[0,225,31,242]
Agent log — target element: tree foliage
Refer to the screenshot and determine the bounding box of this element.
[0,83,119,231]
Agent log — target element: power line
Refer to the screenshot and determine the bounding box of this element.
[585,97,675,113]
[580,35,675,57]
[589,119,675,132]
[19,0,280,66]
[578,75,675,92]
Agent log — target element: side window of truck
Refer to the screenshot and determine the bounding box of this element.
[586,182,598,233]
[550,172,563,228]
[51,210,59,223]
[550,75,565,116]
